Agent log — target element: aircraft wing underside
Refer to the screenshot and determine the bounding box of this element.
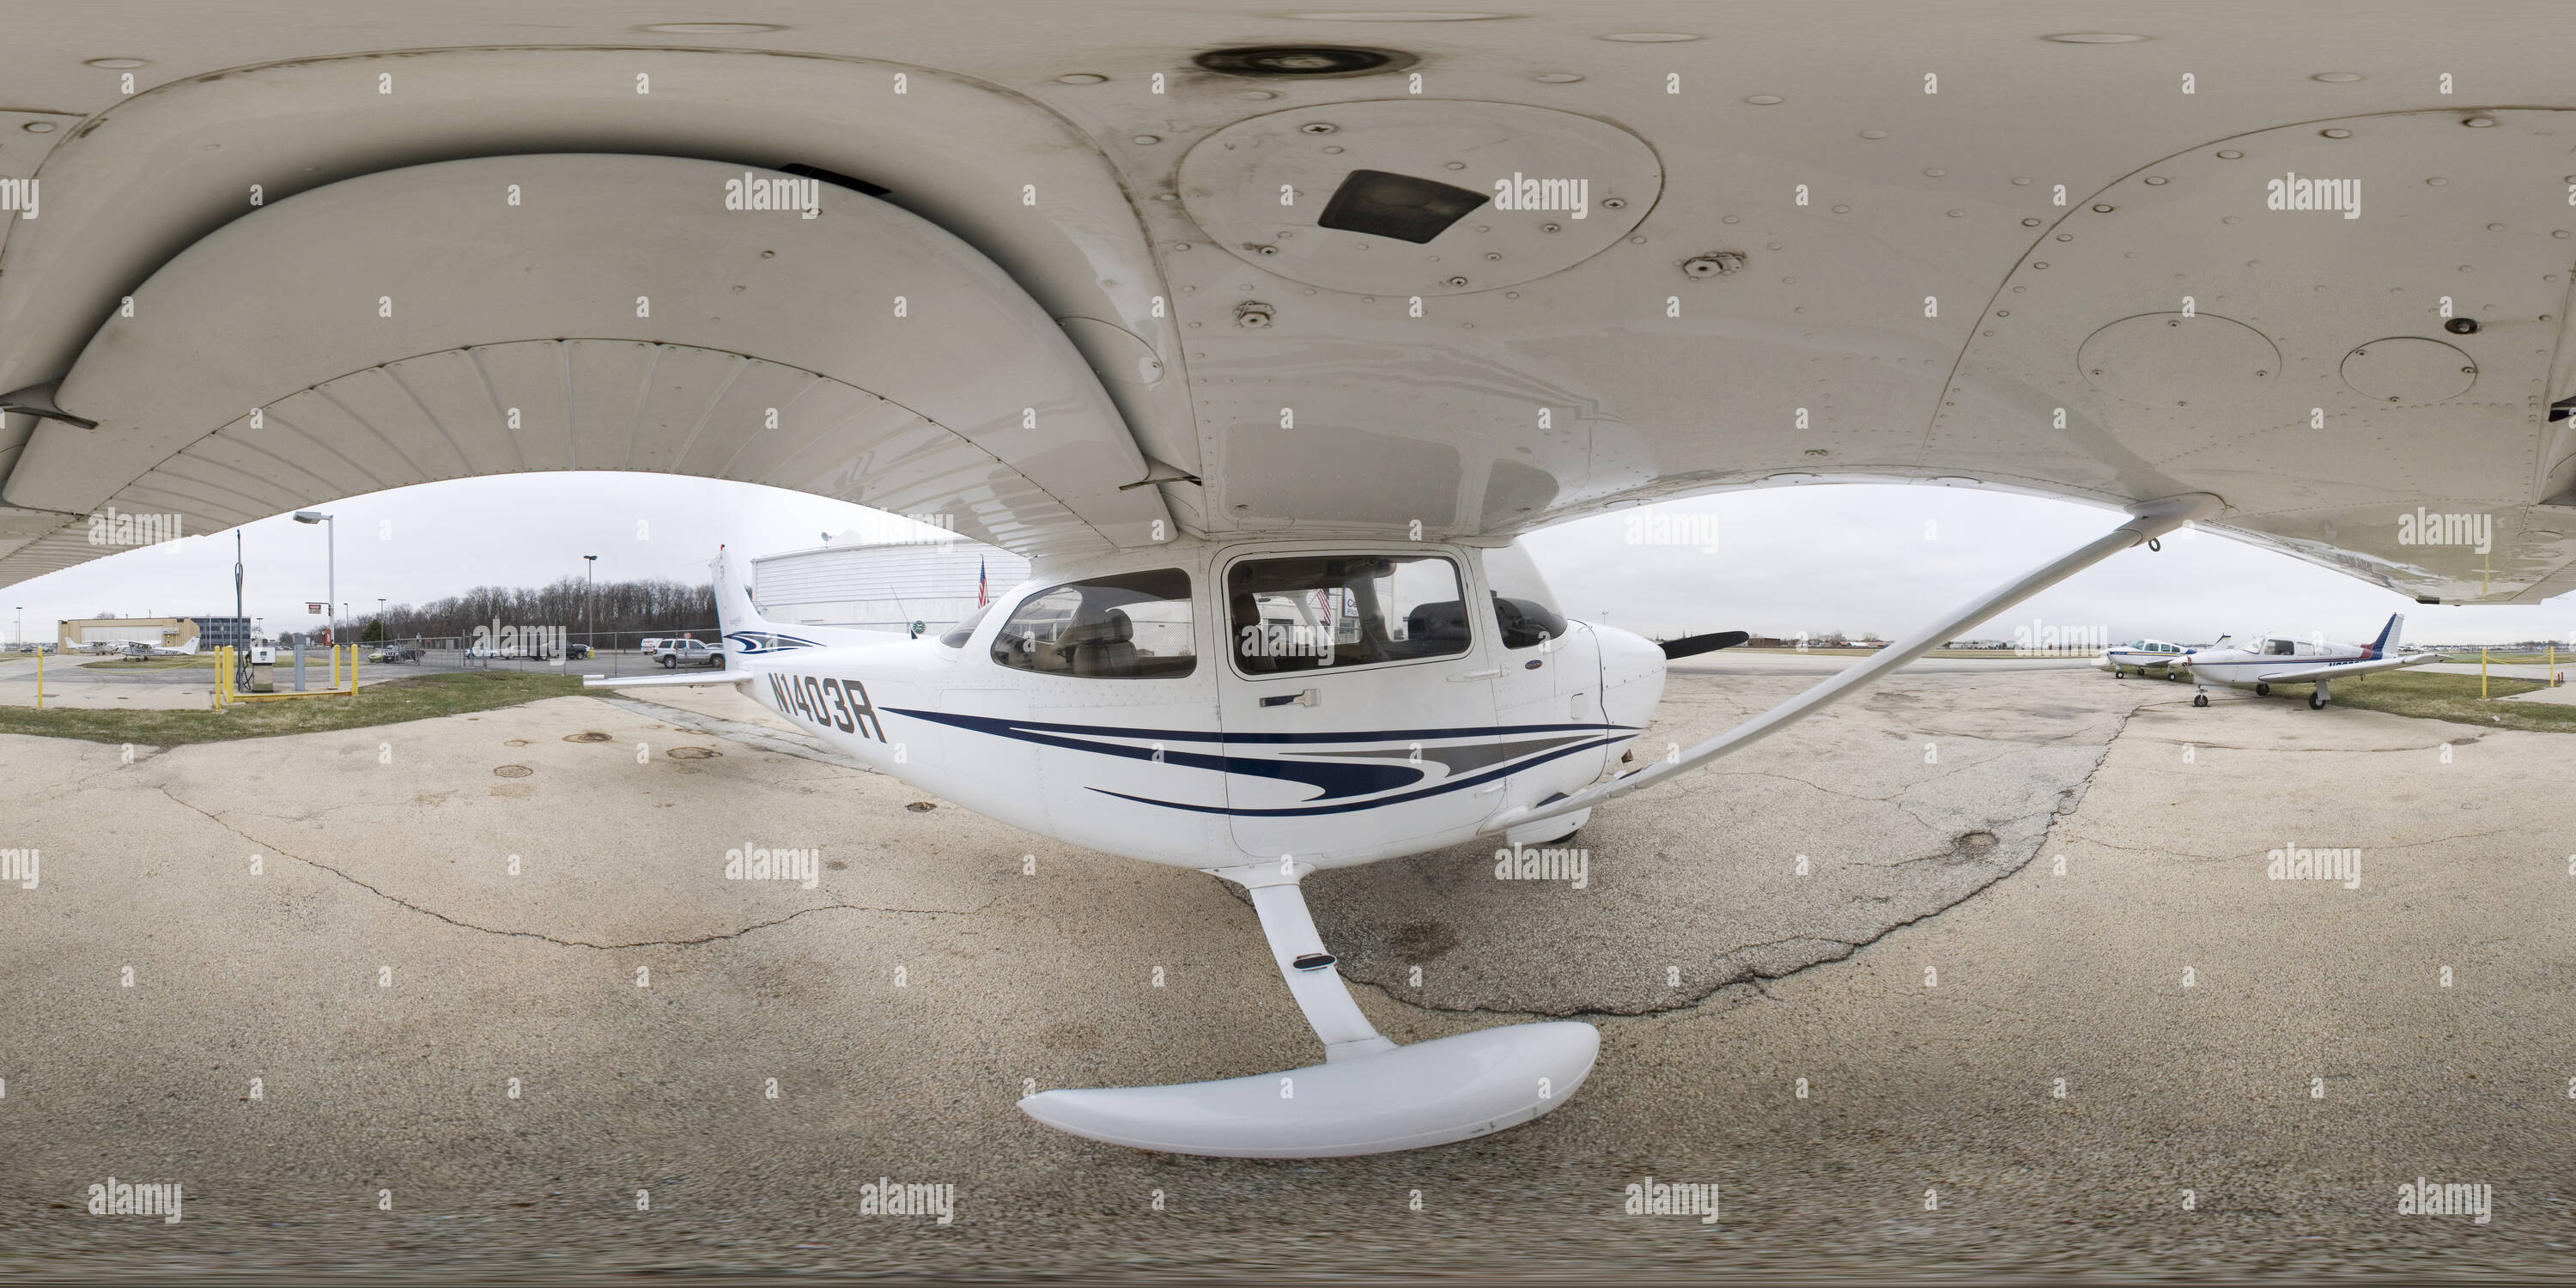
[0,5,2570,603]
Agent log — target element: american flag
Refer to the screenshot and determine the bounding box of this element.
[977,557,988,607]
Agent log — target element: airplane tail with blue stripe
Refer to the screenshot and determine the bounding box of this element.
[710,546,891,660]
[2363,613,2403,659]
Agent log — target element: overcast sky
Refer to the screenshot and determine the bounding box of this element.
[9,472,2573,649]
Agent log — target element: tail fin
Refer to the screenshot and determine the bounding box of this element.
[2366,613,2403,659]
[708,545,892,660]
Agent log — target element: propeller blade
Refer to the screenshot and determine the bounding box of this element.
[1660,630,1749,659]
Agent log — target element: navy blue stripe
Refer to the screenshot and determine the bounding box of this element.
[884,708,1631,745]
[1095,736,1631,817]
[886,708,1635,811]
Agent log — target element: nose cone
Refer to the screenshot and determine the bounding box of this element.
[1593,623,1666,730]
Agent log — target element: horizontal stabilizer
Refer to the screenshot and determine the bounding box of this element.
[580,671,746,690]
[1018,1021,1598,1157]
[1660,630,1749,659]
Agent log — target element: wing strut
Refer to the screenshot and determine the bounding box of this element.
[1487,492,2222,835]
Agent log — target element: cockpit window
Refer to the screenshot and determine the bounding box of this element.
[1228,554,1467,673]
[990,569,1194,678]
[2264,638,2297,655]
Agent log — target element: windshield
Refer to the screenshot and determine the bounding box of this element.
[939,602,994,648]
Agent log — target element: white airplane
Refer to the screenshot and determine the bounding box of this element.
[590,515,2189,1158]
[2169,615,2445,709]
[2099,638,2199,677]
[0,3,2569,1157]
[121,635,202,658]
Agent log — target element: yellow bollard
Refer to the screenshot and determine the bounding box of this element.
[349,645,360,695]
[330,645,340,688]
[2480,647,2488,699]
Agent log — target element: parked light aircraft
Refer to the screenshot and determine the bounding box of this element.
[2166,615,2444,709]
[2099,638,2201,677]
[2,3,2572,1157]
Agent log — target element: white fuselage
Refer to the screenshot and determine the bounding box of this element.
[2185,636,2366,688]
[2101,638,2191,672]
[710,538,1663,869]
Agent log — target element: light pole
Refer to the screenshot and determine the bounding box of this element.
[377,597,386,645]
[293,511,334,646]
[583,555,598,655]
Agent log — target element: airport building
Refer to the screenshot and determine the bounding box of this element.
[191,616,253,651]
[55,616,200,652]
[751,538,1030,635]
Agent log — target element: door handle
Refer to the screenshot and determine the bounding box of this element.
[1449,668,1501,682]
[1261,688,1319,708]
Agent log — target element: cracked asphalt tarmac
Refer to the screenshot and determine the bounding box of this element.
[1,665,2569,1279]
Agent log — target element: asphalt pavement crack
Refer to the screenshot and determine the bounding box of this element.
[151,784,972,950]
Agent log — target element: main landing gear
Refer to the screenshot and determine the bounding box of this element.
[2309,680,2330,710]
[1018,860,1598,1157]
[2255,683,2271,696]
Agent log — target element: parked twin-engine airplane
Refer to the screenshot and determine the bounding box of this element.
[2164,615,2445,708]
[2,2,2571,1157]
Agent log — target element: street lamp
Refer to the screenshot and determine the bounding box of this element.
[292,511,334,646]
[583,555,598,654]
